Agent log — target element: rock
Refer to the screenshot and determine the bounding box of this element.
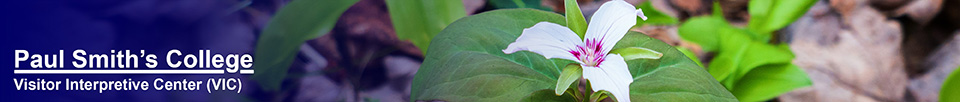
[668,0,712,19]
[668,0,702,13]
[899,14,957,77]
[781,1,908,101]
[907,31,960,102]
[463,0,486,14]
[718,0,748,22]
[941,0,960,27]
[383,55,420,94]
[296,76,343,102]
[541,0,562,12]
[634,26,682,46]
[298,0,426,101]
[335,0,422,58]
[871,0,913,11]
[829,0,864,16]
[893,0,943,25]
[310,0,423,67]
[651,0,681,18]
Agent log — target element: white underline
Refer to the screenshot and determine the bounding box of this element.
[240,70,254,74]
[13,70,254,74]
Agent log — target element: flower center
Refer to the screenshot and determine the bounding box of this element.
[571,39,605,67]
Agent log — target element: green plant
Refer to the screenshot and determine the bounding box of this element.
[251,0,359,91]
[677,1,816,101]
[631,1,700,68]
[386,0,467,53]
[409,6,735,101]
[941,66,960,102]
[487,0,552,11]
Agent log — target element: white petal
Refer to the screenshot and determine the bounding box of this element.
[503,22,585,63]
[583,54,633,102]
[636,9,648,21]
[584,0,638,55]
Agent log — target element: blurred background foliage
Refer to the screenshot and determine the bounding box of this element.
[245,0,960,101]
[676,1,815,101]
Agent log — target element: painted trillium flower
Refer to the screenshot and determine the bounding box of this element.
[502,0,646,102]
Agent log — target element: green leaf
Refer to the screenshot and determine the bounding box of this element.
[676,47,703,68]
[747,0,817,39]
[635,1,679,26]
[677,16,732,52]
[411,9,735,101]
[686,16,808,101]
[941,66,960,102]
[621,32,741,101]
[555,64,582,95]
[736,42,795,77]
[712,2,724,18]
[386,0,467,53]
[728,36,798,89]
[676,1,813,101]
[566,79,583,100]
[611,47,663,60]
[731,64,811,101]
[747,0,772,17]
[411,9,568,101]
[252,0,359,91]
[589,90,612,102]
[564,0,587,38]
[488,0,552,11]
[708,28,751,88]
[746,0,771,34]
[522,90,578,102]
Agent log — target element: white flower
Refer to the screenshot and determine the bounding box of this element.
[502,0,646,102]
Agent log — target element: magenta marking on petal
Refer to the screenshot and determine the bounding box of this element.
[577,38,608,67]
[570,50,581,58]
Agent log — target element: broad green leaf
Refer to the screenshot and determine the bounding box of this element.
[522,90,578,102]
[488,0,552,11]
[555,64,582,95]
[747,0,817,39]
[676,47,703,68]
[616,17,739,102]
[941,66,960,102]
[617,33,739,101]
[386,0,466,53]
[731,64,811,101]
[614,32,739,100]
[635,1,679,26]
[252,0,359,91]
[564,0,587,38]
[411,9,569,102]
[411,9,736,101]
[611,47,663,60]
